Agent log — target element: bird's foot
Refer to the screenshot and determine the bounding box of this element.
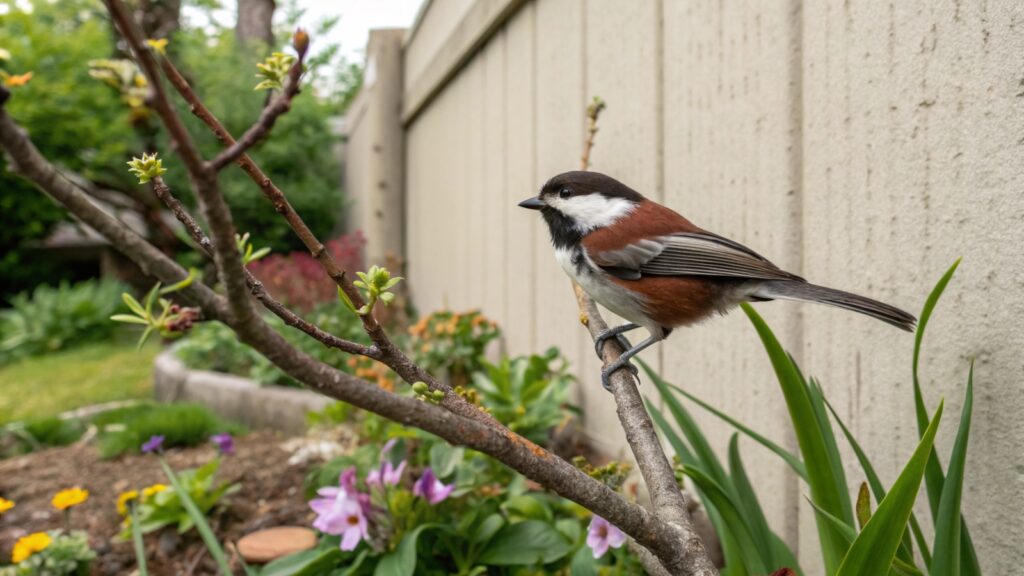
[601,359,640,391]
[594,330,633,359]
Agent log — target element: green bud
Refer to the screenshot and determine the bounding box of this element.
[412,381,429,395]
[126,152,167,184]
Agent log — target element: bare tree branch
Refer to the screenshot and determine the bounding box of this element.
[571,99,718,575]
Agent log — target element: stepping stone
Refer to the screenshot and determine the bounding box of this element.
[237,526,317,563]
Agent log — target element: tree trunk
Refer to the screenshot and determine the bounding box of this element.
[236,0,276,46]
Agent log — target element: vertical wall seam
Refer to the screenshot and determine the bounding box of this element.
[787,0,807,557]
[654,0,666,385]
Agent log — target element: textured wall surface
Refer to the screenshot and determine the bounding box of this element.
[392,1,1024,573]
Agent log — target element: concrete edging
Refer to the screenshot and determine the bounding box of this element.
[153,350,331,435]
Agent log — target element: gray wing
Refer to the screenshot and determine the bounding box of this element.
[592,233,802,281]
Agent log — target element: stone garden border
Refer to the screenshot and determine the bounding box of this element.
[153,350,331,435]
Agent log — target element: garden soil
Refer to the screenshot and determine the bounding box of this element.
[0,431,315,575]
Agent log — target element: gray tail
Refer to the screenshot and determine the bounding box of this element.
[755,280,916,332]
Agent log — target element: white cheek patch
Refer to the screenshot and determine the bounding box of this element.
[547,195,636,233]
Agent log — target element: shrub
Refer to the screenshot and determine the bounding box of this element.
[95,403,244,459]
[247,232,366,312]
[408,309,501,386]
[0,530,95,576]
[0,417,86,459]
[0,279,128,364]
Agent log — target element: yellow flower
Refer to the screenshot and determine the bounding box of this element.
[51,487,89,510]
[12,532,51,563]
[3,71,32,87]
[142,484,168,499]
[0,497,14,513]
[146,38,169,55]
[116,490,139,516]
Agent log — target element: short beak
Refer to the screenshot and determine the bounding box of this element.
[518,196,544,210]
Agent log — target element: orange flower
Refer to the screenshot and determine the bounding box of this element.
[11,532,51,563]
[4,71,32,87]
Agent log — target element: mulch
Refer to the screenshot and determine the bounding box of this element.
[0,431,316,575]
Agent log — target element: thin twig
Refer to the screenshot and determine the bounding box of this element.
[210,56,304,171]
[151,177,377,358]
[571,99,718,576]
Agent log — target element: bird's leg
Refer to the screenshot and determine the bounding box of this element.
[593,323,641,358]
[600,334,662,391]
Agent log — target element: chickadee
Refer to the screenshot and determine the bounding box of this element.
[519,171,916,390]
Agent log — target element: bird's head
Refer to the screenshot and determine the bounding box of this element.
[518,171,644,242]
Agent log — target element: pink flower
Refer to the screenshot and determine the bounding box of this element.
[586,516,626,559]
[309,467,370,551]
[412,468,454,505]
[210,433,234,455]
[367,460,406,487]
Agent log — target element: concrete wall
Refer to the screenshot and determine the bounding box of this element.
[344,29,406,265]
[345,1,1024,573]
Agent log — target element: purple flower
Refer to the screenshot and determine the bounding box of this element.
[367,460,406,487]
[210,433,234,455]
[141,435,165,454]
[309,486,368,551]
[412,468,455,505]
[586,516,626,559]
[380,438,397,455]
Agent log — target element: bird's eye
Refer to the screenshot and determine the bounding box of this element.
[558,187,572,199]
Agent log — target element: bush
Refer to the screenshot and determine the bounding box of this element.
[0,279,128,364]
[95,403,244,459]
[408,309,501,386]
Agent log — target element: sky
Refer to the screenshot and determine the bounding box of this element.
[184,0,424,63]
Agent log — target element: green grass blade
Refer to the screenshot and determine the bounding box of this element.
[644,398,698,466]
[837,401,944,576]
[129,505,149,576]
[825,398,922,566]
[913,259,960,519]
[728,434,777,568]
[684,466,769,575]
[931,363,974,576]
[159,458,233,575]
[807,378,854,524]
[641,361,730,489]
[741,304,851,573]
[806,499,924,576]
[663,378,807,480]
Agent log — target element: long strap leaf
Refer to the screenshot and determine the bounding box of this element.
[836,402,944,576]
[931,363,974,576]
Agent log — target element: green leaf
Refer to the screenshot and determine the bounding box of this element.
[662,374,807,480]
[683,466,769,575]
[428,443,464,479]
[336,287,358,314]
[824,397,924,566]
[258,547,343,576]
[640,360,730,489]
[472,514,505,545]
[477,520,572,566]
[501,495,553,522]
[727,435,777,568]
[913,259,959,517]
[159,458,233,575]
[111,314,150,325]
[855,483,871,531]
[741,303,852,573]
[837,401,944,576]
[143,283,161,316]
[932,363,974,576]
[160,269,197,295]
[374,524,434,576]
[807,499,924,576]
[122,293,147,318]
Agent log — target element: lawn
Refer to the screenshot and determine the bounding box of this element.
[0,339,158,424]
